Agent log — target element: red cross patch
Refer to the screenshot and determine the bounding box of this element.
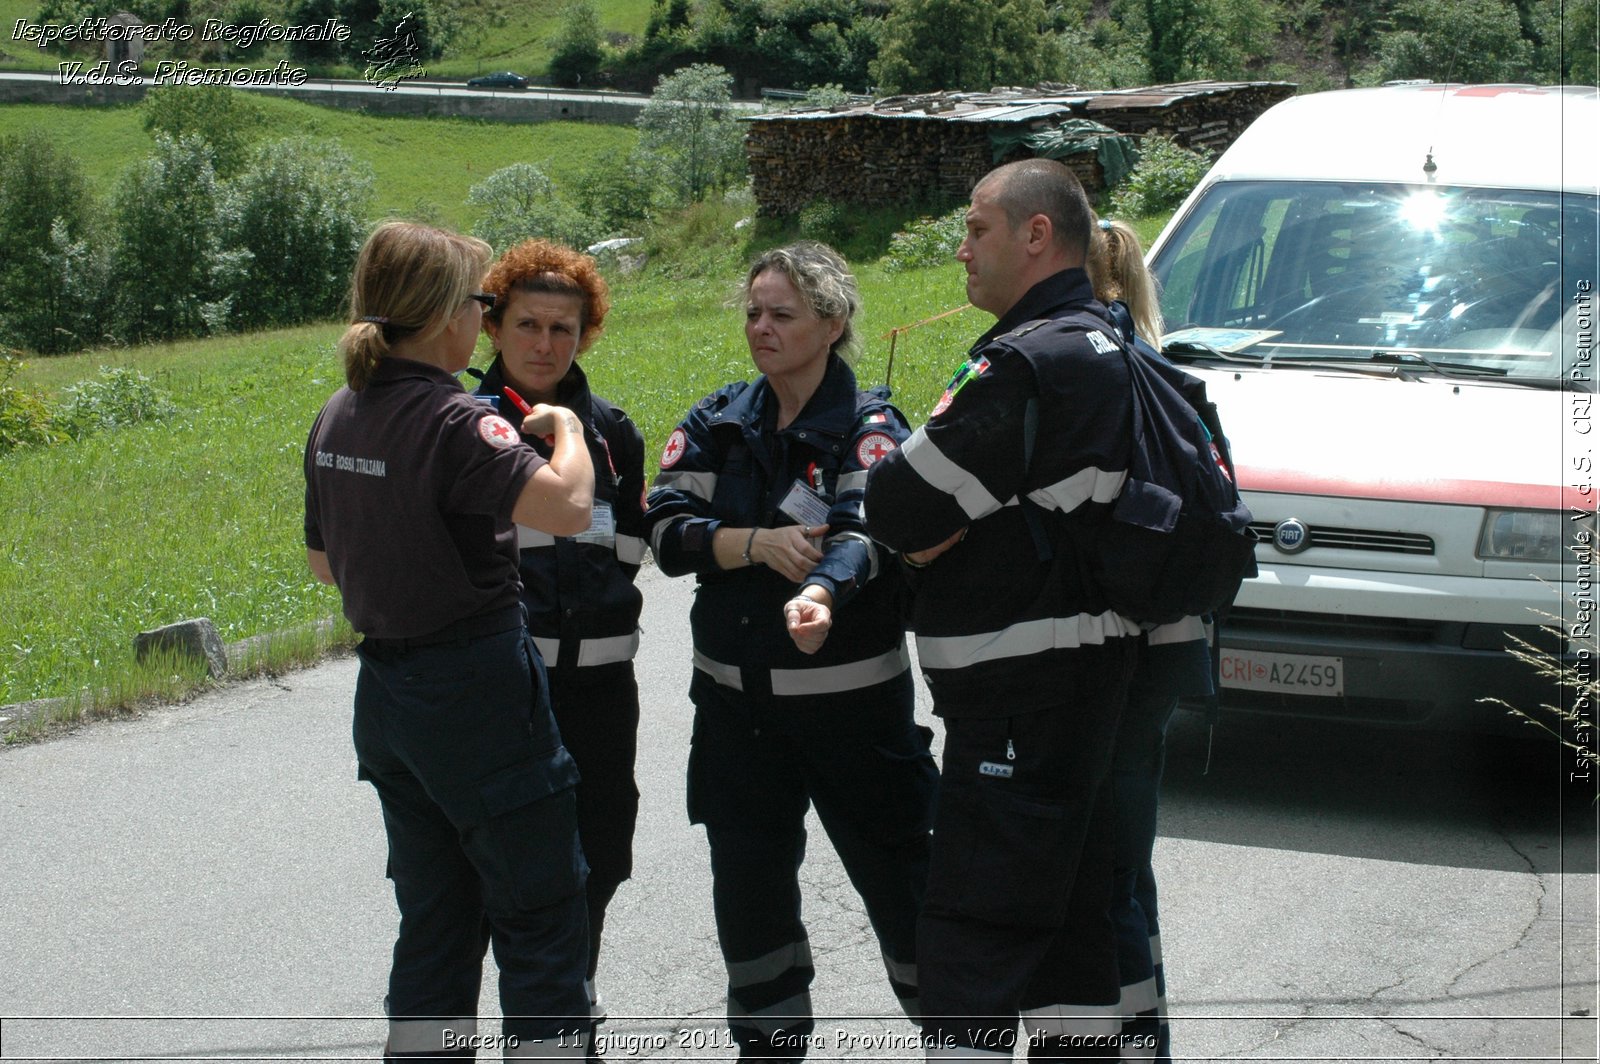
[856,431,897,467]
[660,427,688,469]
[478,414,519,449]
[931,391,955,418]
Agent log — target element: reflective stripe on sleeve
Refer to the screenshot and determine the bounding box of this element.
[915,612,1137,670]
[1025,465,1126,515]
[653,469,718,502]
[824,529,880,580]
[900,429,1002,521]
[836,469,868,494]
[649,515,685,558]
[694,644,909,696]
[616,533,646,565]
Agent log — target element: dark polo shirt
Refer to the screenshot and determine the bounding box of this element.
[304,356,547,639]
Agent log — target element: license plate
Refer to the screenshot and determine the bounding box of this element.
[1219,650,1345,696]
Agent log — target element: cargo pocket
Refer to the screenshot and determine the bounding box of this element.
[865,723,939,838]
[925,782,1075,929]
[473,748,588,912]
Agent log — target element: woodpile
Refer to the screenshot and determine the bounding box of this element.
[745,81,1295,217]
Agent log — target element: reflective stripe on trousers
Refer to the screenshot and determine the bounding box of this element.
[915,612,1136,671]
[532,630,641,669]
[692,643,909,696]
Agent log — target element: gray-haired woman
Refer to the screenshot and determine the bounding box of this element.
[644,241,937,1058]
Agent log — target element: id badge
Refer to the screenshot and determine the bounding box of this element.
[778,480,831,529]
[572,501,615,544]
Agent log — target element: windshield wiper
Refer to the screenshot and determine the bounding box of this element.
[1368,350,1509,378]
[1160,339,1265,364]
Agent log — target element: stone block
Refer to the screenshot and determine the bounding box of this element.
[133,618,227,679]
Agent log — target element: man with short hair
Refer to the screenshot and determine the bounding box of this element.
[865,159,1137,1059]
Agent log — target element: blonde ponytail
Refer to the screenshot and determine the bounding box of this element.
[1088,218,1165,345]
[338,320,390,392]
[339,221,493,391]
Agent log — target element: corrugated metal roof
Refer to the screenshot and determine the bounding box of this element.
[748,81,1295,124]
[956,102,1074,123]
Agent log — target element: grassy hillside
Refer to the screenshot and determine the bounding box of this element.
[0,95,637,230]
[430,0,652,79]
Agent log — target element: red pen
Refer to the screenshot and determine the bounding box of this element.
[503,386,533,416]
[502,386,553,445]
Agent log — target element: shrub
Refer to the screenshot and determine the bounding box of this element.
[573,156,659,239]
[53,366,178,441]
[467,163,596,253]
[798,199,850,247]
[549,1,606,88]
[141,85,266,178]
[0,352,63,455]
[108,134,234,344]
[1110,136,1211,218]
[223,138,373,331]
[635,63,746,206]
[883,207,967,273]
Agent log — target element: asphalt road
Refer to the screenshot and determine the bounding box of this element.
[2,565,1596,1062]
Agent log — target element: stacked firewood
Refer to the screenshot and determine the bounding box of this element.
[745,81,1295,217]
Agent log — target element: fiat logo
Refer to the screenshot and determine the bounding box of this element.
[1273,518,1311,554]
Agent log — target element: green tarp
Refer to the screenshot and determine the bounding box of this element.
[989,118,1138,189]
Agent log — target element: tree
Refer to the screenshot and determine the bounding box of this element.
[635,64,747,205]
[1144,0,1204,83]
[0,129,96,354]
[549,1,605,87]
[287,0,344,63]
[870,0,994,92]
[109,134,236,343]
[467,164,594,252]
[141,85,265,178]
[1378,0,1535,84]
[871,0,1055,93]
[223,138,373,330]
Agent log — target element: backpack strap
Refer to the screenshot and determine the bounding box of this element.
[1010,313,1133,563]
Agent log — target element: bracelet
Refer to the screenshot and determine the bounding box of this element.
[901,552,931,569]
[743,527,761,566]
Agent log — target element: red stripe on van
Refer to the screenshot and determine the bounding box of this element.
[1235,467,1587,512]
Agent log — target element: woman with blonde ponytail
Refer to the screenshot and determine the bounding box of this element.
[1089,214,1208,1064]
[304,220,598,1060]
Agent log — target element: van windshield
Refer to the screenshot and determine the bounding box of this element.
[1151,181,1597,388]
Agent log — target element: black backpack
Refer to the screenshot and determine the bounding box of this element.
[1022,308,1258,625]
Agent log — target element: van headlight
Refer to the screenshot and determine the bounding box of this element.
[1477,509,1590,563]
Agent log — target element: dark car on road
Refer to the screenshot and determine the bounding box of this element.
[466,71,528,90]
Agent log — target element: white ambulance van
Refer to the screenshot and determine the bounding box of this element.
[1146,83,1597,731]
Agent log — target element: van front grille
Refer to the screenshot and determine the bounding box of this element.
[1248,521,1435,555]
